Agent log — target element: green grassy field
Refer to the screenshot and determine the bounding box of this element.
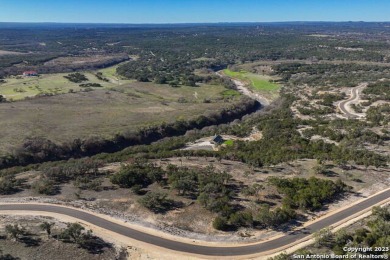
[0,63,134,101]
[98,61,132,81]
[223,69,280,91]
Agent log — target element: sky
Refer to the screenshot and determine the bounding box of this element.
[0,0,389,24]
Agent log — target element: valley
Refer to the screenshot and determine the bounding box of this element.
[0,22,389,260]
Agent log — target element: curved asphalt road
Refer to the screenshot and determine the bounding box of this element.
[338,84,366,118]
[1,189,389,257]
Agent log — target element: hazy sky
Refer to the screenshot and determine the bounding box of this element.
[0,0,389,23]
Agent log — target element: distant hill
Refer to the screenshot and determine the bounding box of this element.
[1,21,390,29]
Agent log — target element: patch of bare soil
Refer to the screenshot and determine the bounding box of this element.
[183,128,262,151]
[43,55,126,66]
[310,135,339,146]
[0,50,24,56]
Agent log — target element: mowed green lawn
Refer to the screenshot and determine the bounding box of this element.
[223,140,234,146]
[223,69,280,91]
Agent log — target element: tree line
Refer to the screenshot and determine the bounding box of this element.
[0,97,258,169]
[0,55,129,78]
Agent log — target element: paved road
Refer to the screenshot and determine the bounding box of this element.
[338,84,366,118]
[1,189,389,257]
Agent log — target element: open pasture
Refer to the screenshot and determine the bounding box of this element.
[0,81,236,155]
[223,69,280,92]
[0,65,135,101]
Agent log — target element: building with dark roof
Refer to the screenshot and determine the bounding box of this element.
[211,135,224,145]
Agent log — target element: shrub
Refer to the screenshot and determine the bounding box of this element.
[64,73,88,83]
[5,224,25,241]
[79,83,103,88]
[314,228,334,248]
[138,192,174,213]
[372,206,390,221]
[229,211,253,228]
[268,253,290,260]
[268,177,348,211]
[212,216,228,231]
[74,177,102,191]
[31,178,56,195]
[59,223,86,244]
[110,163,164,188]
[131,184,143,195]
[39,222,55,238]
[0,176,21,195]
[255,205,296,228]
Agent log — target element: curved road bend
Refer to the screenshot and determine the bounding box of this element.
[338,84,366,118]
[1,189,390,257]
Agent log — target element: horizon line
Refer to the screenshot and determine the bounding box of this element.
[1,21,390,25]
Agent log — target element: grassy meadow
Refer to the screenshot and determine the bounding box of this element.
[0,72,239,155]
[223,69,280,91]
[0,63,135,101]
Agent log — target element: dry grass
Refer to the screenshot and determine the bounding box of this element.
[43,55,122,66]
[0,69,134,101]
[0,82,234,154]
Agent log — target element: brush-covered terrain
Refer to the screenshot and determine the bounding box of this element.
[0,22,389,260]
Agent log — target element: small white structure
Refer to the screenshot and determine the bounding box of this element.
[23,71,38,77]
